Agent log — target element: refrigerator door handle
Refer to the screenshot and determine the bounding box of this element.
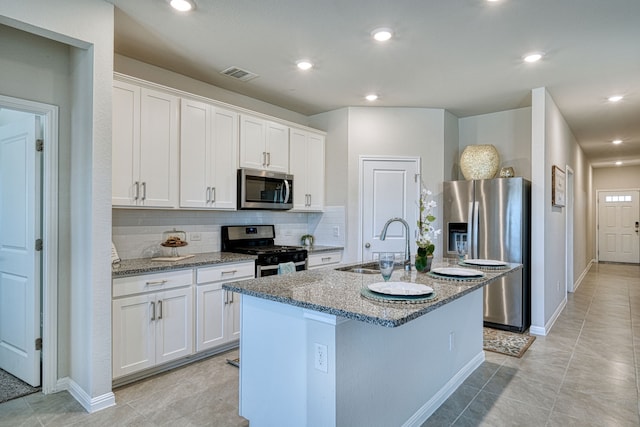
[471,201,479,259]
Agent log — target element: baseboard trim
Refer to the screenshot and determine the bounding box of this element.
[401,351,485,427]
[530,296,567,336]
[66,378,115,413]
[572,259,594,292]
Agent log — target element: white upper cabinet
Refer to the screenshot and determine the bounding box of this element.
[180,98,238,210]
[112,80,179,208]
[240,114,289,173]
[290,128,325,211]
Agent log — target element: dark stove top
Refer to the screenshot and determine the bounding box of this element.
[232,245,304,255]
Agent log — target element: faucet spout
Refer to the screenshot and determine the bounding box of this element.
[380,217,412,271]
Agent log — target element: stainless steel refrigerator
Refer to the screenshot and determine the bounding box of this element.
[443,177,531,332]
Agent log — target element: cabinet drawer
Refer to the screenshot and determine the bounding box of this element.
[113,269,193,298]
[196,262,255,284]
[308,251,342,269]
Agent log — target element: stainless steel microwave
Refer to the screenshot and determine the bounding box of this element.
[237,168,293,210]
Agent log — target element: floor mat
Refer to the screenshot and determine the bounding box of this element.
[0,369,40,404]
[483,327,535,358]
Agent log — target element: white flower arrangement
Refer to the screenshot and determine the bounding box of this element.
[416,187,441,256]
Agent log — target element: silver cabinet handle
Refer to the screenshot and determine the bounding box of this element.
[262,152,267,167]
[206,187,211,203]
[221,270,237,275]
[322,257,332,262]
[134,182,140,201]
[267,152,271,166]
[146,279,168,286]
[230,292,234,304]
[157,300,163,320]
[211,187,215,203]
[224,290,228,305]
[365,243,371,248]
[150,301,156,321]
[141,182,147,201]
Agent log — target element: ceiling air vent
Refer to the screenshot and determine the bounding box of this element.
[220,66,258,82]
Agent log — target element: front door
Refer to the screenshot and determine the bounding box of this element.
[0,114,42,387]
[598,190,640,263]
[360,158,420,261]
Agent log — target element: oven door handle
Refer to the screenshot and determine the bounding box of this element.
[257,260,306,276]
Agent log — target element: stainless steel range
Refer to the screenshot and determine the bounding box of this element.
[221,225,307,277]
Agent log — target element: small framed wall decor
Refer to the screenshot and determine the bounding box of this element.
[552,165,565,207]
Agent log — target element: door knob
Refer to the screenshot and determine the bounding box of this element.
[365,243,371,248]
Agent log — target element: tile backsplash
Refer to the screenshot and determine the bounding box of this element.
[112,206,345,260]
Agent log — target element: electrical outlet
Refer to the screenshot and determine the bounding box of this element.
[449,331,455,351]
[333,226,340,237]
[190,232,202,241]
[314,343,328,373]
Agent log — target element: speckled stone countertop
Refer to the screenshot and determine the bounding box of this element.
[112,252,256,278]
[223,259,522,328]
[302,245,343,253]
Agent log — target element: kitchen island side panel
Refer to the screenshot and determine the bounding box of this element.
[239,289,484,427]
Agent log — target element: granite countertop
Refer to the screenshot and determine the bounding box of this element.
[223,259,521,328]
[112,252,257,278]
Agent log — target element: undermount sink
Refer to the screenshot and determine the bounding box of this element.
[336,262,391,274]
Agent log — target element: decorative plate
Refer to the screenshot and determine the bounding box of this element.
[368,281,434,296]
[430,267,484,278]
[462,259,508,267]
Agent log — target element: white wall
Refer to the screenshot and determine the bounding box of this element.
[459,107,532,180]
[530,87,593,335]
[593,165,640,188]
[0,0,114,410]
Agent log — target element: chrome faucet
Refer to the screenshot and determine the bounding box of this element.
[380,217,411,271]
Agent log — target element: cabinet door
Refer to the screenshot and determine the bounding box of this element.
[112,81,140,206]
[265,121,289,173]
[180,99,210,208]
[112,293,155,378]
[289,129,309,210]
[239,115,266,170]
[195,283,225,351]
[211,107,238,209]
[305,133,325,211]
[155,286,194,364]
[139,88,179,208]
[225,291,242,341]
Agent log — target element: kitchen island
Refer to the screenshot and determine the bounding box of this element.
[223,260,521,427]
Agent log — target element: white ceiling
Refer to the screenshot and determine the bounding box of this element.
[109,0,640,168]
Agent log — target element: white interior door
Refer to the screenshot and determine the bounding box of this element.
[598,190,640,263]
[361,158,420,261]
[0,115,41,387]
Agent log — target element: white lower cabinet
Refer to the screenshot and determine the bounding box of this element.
[195,262,253,352]
[308,251,343,269]
[112,270,194,379]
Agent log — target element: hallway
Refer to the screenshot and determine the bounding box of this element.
[0,262,638,426]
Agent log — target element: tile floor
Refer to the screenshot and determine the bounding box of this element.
[0,262,638,426]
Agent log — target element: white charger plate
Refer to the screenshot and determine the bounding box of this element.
[368,281,434,296]
[431,267,484,277]
[462,259,508,267]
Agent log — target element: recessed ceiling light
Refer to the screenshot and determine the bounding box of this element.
[296,60,313,71]
[169,0,195,12]
[365,94,379,101]
[612,139,623,145]
[615,161,623,166]
[371,28,393,42]
[608,95,624,102]
[523,52,544,63]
